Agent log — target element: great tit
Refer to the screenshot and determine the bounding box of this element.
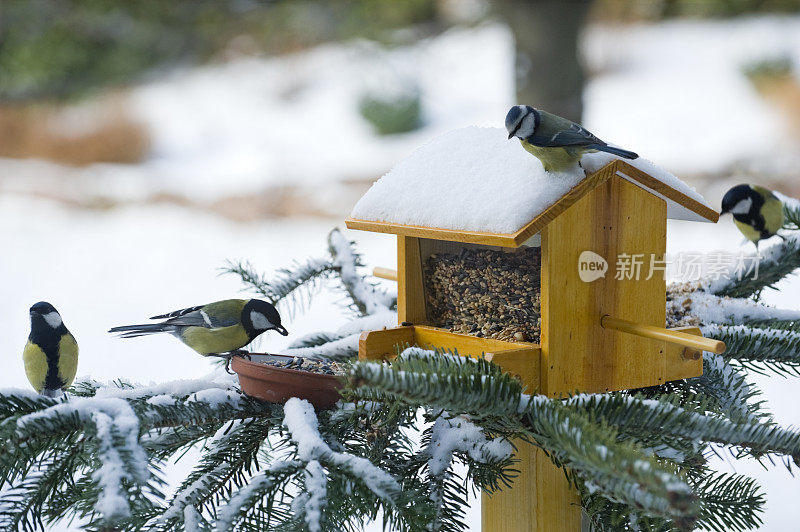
[505,105,638,172]
[23,302,79,397]
[109,298,288,356]
[721,184,784,246]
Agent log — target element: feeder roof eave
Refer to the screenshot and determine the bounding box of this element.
[345,160,719,247]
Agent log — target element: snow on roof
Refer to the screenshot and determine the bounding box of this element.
[349,126,713,234]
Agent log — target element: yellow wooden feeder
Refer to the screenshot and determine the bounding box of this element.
[344,126,723,531]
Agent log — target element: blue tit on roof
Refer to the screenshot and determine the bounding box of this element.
[505,105,638,173]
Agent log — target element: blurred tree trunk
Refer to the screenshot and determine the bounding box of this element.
[492,0,592,122]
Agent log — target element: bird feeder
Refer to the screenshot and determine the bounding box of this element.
[345,126,722,531]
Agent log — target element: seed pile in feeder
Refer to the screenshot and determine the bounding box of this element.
[257,356,346,376]
[423,246,541,343]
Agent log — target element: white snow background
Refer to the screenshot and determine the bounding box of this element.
[2,14,800,531]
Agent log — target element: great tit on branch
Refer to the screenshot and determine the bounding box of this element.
[505,105,638,172]
[109,298,288,356]
[721,184,784,247]
[23,302,79,397]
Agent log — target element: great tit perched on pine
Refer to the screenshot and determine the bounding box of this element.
[505,105,638,172]
[109,298,288,356]
[23,302,79,397]
[721,184,784,247]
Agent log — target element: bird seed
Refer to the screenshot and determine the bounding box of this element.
[423,246,541,343]
[259,356,345,376]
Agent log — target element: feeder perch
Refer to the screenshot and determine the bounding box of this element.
[344,127,722,531]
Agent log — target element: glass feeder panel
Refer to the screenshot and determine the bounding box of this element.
[420,238,541,344]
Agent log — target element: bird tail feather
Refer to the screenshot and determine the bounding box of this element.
[109,323,172,338]
[592,144,638,160]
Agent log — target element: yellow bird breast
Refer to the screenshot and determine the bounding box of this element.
[23,334,79,392]
[520,141,584,173]
[58,334,79,388]
[23,341,48,392]
[180,325,251,355]
[734,219,762,243]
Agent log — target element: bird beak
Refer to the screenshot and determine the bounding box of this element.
[507,132,514,140]
[275,325,289,336]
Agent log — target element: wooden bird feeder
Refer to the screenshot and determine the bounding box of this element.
[344,127,722,531]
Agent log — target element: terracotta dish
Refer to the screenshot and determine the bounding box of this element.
[231,354,344,409]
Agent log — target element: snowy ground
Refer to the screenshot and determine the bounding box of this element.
[2,12,800,532]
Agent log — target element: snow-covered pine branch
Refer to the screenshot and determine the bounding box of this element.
[283,311,397,360]
[704,324,800,376]
[327,228,396,316]
[708,232,800,299]
[222,257,336,317]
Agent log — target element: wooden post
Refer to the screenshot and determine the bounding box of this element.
[481,349,580,531]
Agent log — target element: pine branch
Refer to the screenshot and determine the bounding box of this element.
[691,471,764,532]
[0,378,278,530]
[584,471,764,532]
[349,355,699,526]
[222,257,335,316]
[349,351,800,525]
[0,433,87,532]
[705,324,800,377]
[710,235,800,299]
[0,389,57,419]
[694,354,768,423]
[779,193,800,231]
[650,357,769,424]
[420,412,514,532]
[152,416,279,530]
[327,228,395,316]
[213,460,301,530]
[283,332,360,361]
[563,393,795,463]
[742,318,800,332]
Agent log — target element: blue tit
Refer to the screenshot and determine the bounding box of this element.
[109,298,288,356]
[23,302,79,397]
[505,105,638,172]
[721,184,784,246]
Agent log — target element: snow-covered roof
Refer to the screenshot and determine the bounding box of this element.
[347,127,717,245]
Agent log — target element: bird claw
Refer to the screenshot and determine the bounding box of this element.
[221,350,251,374]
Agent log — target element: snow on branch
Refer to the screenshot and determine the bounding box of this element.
[296,460,328,532]
[282,398,402,502]
[694,354,765,423]
[15,397,149,520]
[561,392,798,460]
[425,414,513,477]
[350,352,698,522]
[704,324,800,376]
[214,460,301,530]
[684,291,800,326]
[283,311,397,360]
[708,231,800,299]
[328,229,395,315]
